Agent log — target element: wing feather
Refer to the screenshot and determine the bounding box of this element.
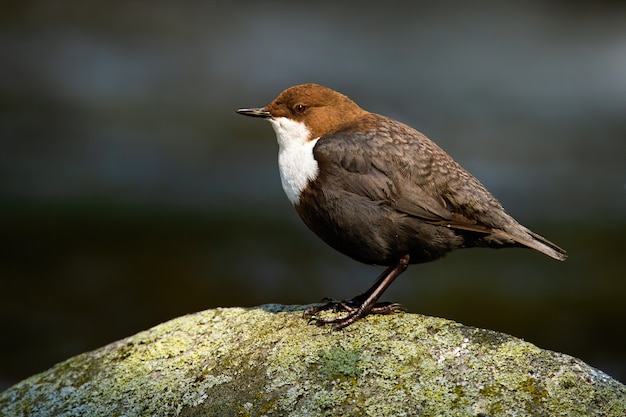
[313,115,508,234]
[311,113,567,261]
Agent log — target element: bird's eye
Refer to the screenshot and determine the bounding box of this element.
[294,103,307,114]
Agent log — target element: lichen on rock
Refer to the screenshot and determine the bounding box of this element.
[1,305,625,416]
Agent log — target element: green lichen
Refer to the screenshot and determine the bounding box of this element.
[1,305,625,417]
[317,347,363,379]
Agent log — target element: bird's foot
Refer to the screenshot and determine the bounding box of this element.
[304,298,406,330]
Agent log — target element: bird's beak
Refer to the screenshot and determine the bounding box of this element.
[236,107,272,118]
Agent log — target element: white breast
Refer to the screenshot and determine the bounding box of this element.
[269,117,320,205]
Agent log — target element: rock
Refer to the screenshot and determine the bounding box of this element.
[1,305,625,416]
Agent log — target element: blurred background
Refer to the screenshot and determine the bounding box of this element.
[1,1,625,389]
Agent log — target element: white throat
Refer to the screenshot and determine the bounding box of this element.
[269,117,319,205]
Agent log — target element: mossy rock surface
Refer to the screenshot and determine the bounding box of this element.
[1,305,625,416]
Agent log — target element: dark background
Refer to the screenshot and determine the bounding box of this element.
[1,1,625,389]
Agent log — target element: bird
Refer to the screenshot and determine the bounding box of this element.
[236,83,566,330]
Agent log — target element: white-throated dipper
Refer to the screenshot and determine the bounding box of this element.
[237,83,566,330]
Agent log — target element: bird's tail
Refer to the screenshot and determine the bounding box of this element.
[505,227,567,261]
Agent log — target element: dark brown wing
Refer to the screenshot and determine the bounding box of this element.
[313,114,567,260]
[313,114,508,232]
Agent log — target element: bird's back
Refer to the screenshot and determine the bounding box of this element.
[304,113,566,263]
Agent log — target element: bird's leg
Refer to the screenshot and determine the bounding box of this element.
[304,254,410,330]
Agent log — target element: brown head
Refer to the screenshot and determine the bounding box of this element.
[237,83,368,140]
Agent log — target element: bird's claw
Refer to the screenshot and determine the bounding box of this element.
[303,298,407,330]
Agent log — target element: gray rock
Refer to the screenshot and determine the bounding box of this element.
[1,305,625,416]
